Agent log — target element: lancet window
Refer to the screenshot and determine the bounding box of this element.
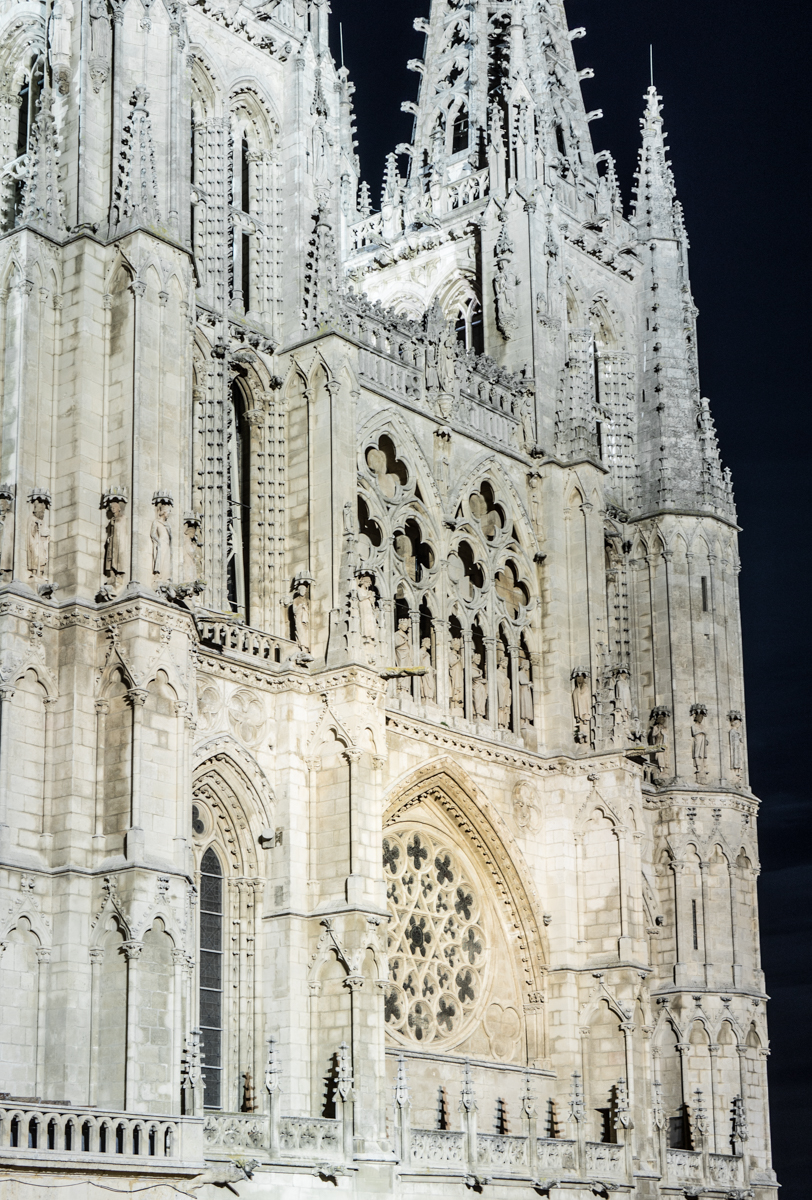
[357,435,537,744]
[1,53,45,228]
[226,378,252,621]
[199,846,223,1109]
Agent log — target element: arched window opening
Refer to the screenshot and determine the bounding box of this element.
[241,232,251,311]
[454,298,484,355]
[452,105,469,155]
[240,136,250,213]
[555,123,567,158]
[226,380,252,621]
[199,846,223,1109]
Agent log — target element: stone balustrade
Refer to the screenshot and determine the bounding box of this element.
[666,1146,704,1185]
[196,615,296,666]
[476,1132,528,1169]
[278,1116,342,1159]
[586,1140,624,1176]
[410,1128,466,1167]
[0,1102,203,1164]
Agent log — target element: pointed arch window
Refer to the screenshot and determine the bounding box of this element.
[452,105,470,155]
[455,297,484,355]
[226,380,252,621]
[199,846,223,1109]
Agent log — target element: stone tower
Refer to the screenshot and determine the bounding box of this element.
[0,0,776,1197]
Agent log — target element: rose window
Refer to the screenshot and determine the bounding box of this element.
[383,829,487,1045]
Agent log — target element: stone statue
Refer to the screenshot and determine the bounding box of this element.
[356,574,380,658]
[646,707,670,783]
[183,514,203,581]
[496,649,511,729]
[419,637,436,704]
[448,636,464,716]
[728,711,744,779]
[151,496,173,580]
[102,494,127,593]
[0,489,14,578]
[571,668,591,744]
[394,617,411,693]
[292,582,311,652]
[691,704,709,782]
[472,652,488,721]
[89,0,111,58]
[27,493,51,581]
[518,659,534,729]
[613,666,634,742]
[48,0,74,63]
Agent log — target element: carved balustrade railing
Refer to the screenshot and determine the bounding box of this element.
[349,170,490,253]
[202,1112,267,1153]
[410,1128,466,1167]
[586,1140,624,1176]
[708,1152,744,1186]
[0,1103,203,1163]
[278,1116,342,1159]
[476,1132,528,1169]
[196,615,296,666]
[666,1147,704,1185]
[536,1137,577,1172]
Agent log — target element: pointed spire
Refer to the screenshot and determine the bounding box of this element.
[633,86,677,240]
[302,202,340,330]
[394,1054,410,1109]
[20,84,66,235]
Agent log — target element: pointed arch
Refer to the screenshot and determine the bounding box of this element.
[192,742,276,876]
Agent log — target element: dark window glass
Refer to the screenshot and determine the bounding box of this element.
[452,106,469,154]
[199,847,223,1108]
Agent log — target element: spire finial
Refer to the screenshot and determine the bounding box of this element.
[650,44,654,87]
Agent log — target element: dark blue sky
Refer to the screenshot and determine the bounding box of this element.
[329,0,811,1191]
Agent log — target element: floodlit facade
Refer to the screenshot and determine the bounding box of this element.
[0,0,776,1196]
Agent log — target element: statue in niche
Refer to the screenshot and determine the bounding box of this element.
[48,0,74,92]
[472,652,488,720]
[496,649,511,730]
[27,492,51,582]
[150,494,173,581]
[89,0,111,57]
[690,704,709,782]
[448,637,464,715]
[394,617,412,694]
[518,658,534,729]
[0,488,14,579]
[571,667,591,744]
[728,711,744,781]
[183,513,203,581]
[356,574,380,660]
[419,638,436,704]
[494,214,520,340]
[394,532,416,581]
[613,666,634,742]
[291,581,311,652]
[646,707,670,784]
[102,492,128,595]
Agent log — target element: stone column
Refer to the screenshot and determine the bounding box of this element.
[393,1053,411,1165]
[615,827,631,958]
[39,697,57,848]
[123,939,144,1111]
[34,946,52,1097]
[434,617,450,712]
[88,947,105,1106]
[699,860,712,986]
[125,688,148,860]
[93,699,109,846]
[0,683,16,852]
[484,634,497,729]
[462,627,473,721]
[171,949,187,1117]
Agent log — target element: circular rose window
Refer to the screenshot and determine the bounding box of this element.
[383,829,488,1046]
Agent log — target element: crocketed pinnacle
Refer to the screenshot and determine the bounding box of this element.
[633,86,678,240]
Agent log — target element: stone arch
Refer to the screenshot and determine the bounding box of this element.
[383,758,548,996]
[449,455,536,555]
[192,745,275,877]
[0,914,43,1097]
[358,409,443,515]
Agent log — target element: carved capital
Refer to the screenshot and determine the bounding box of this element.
[126,688,149,708]
[122,939,144,961]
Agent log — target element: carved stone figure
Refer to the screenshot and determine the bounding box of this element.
[448,636,464,715]
[102,493,127,593]
[150,494,173,580]
[419,637,436,704]
[394,617,411,693]
[356,574,379,657]
[494,215,520,340]
[89,0,112,59]
[496,649,511,729]
[292,582,311,652]
[183,513,203,581]
[613,666,634,742]
[691,704,709,782]
[0,489,14,578]
[646,707,670,783]
[472,652,488,721]
[27,493,51,581]
[728,711,744,779]
[571,668,591,744]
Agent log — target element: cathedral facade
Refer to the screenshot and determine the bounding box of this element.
[0,0,777,1197]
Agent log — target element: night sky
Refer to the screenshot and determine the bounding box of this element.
[328,0,810,1191]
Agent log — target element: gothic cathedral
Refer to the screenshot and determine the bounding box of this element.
[0,0,776,1197]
